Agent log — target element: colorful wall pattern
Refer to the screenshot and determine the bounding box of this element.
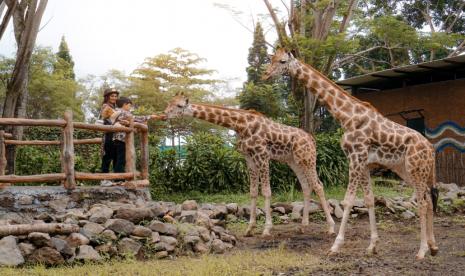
[425,121,465,152]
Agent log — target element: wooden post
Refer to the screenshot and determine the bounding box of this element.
[62,110,76,190]
[140,130,149,181]
[0,131,6,176]
[125,116,136,180]
[0,130,8,188]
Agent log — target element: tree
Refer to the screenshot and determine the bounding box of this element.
[55,35,76,80]
[27,47,83,120]
[127,48,222,144]
[238,21,284,118]
[263,0,360,132]
[1,0,48,174]
[246,22,269,84]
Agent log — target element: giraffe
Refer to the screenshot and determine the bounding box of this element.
[164,93,335,237]
[262,48,439,260]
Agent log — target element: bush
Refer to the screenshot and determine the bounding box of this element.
[149,130,348,198]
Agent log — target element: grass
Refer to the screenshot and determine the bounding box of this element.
[153,177,414,205]
[0,247,321,276]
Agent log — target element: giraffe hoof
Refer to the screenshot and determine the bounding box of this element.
[327,249,339,256]
[366,247,377,255]
[244,228,254,237]
[430,247,439,256]
[327,229,336,236]
[415,254,425,261]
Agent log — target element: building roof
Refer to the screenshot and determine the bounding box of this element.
[336,54,465,92]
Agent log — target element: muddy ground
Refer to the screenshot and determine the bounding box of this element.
[235,214,465,275]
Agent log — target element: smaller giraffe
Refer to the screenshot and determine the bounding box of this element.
[164,93,335,237]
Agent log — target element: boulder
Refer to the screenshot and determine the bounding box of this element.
[81,222,105,239]
[131,226,152,238]
[28,232,52,247]
[0,236,24,266]
[28,247,64,265]
[211,239,226,254]
[75,245,102,261]
[181,200,198,211]
[114,207,155,223]
[66,233,89,247]
[51,237,74,259]
[117,238,142,256]
[106,219,135,236]
[18,242,35,257]
[148,221,178,236]
[179,210,198,223]
[88,205,114,224]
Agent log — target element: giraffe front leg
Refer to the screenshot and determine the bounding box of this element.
[245,161,259,237]
[426,190,439,256]
[259,161,273,237]
[314,179,335,236]
[415,188,429,260]
[330,157,363,254]
[361,181,379,255]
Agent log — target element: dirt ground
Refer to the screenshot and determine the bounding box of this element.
[234,214,465,275]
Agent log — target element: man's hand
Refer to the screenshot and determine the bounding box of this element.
[151,114,168,121]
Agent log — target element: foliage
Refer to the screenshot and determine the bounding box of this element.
[237,83,283,118]
[15,127,102,179]
[238,22,285,119]
[149,130,348,198]
[315,129,349,187]
[0,46,83,120]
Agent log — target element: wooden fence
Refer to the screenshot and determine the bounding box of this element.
[0,110,150,190]
[436,150,465,186]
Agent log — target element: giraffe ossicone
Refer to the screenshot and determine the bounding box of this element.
[164,94,335,237]
[263,48,439,260]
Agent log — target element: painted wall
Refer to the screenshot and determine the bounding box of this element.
[353,79,465,185]
[354,79,465,152]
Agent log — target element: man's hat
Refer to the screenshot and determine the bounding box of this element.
[103,88,119,97]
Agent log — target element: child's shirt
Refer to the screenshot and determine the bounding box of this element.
[108,108,151,142]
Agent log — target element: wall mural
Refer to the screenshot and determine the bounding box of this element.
[425,121,465,152]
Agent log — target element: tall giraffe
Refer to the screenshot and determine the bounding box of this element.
[164,93,335,237]
[262,48,439,260]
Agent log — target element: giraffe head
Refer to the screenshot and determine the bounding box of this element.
[262,48,295,80]
[164,93,191,119]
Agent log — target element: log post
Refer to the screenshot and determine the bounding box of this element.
[0,223,79,237]
[125,116,136,180]
[0,130,8,188]
[62,110,76,190]
[140,129,149,181]
[0,131,6,176]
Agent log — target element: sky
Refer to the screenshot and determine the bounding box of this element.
[0,0,279,92]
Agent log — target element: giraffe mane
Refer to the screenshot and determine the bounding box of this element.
[194,103,265,117]
[300,63,380,113]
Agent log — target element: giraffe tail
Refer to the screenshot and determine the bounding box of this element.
[430,159,439,214]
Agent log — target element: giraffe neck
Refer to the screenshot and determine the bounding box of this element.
[289,59,373,128]
[186,103,249,131]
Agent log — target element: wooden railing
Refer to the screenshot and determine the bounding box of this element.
[0,110,150,190]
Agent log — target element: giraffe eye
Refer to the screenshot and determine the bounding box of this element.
[177,104,183,108]
[279,59,286,64]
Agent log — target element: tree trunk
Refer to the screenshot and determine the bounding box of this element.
[0,223,79,237]
[1,0,48,174]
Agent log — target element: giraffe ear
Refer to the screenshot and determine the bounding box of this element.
[185,98,189,105]
[175,92,179,96]
[288,52,294,59]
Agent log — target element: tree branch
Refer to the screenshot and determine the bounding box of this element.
[445,2,465,33]
[263,0,288,47]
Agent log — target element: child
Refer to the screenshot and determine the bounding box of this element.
[103,97,165,176]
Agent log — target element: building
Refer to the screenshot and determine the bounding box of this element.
[337,55,465,185]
